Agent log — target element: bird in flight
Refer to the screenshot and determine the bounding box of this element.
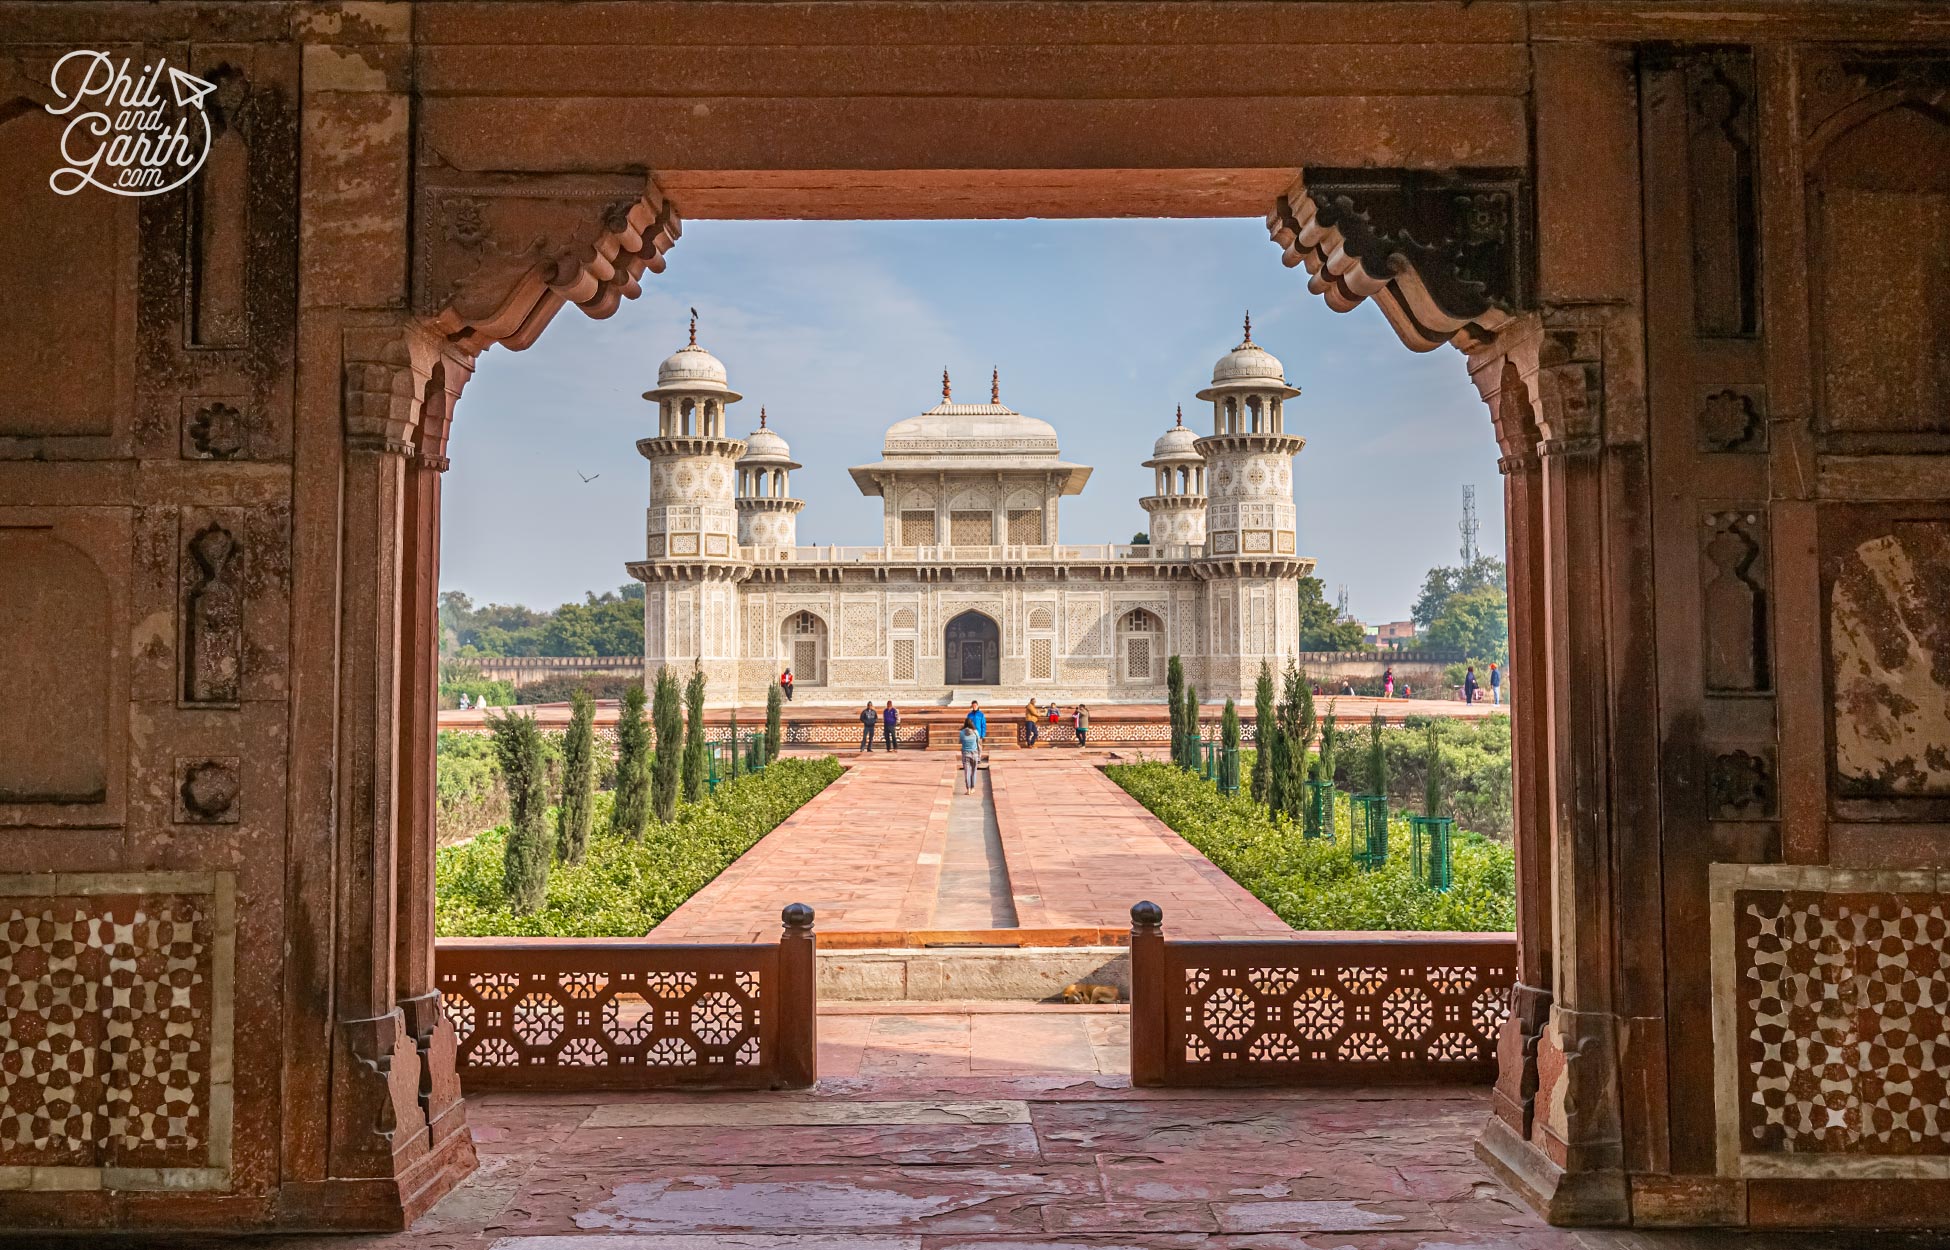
[577,470,601,483]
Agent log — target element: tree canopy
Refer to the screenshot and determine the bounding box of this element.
[1298,576,1367,651]
[1410,556,1506,630]
[441,584,645,657]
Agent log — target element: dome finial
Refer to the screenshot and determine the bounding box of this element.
[1175,404,1183,427]
[1242,310,1253,345]
[688,306,698,346]
[991,367,1000,405]
[758,406,767,429]
[942,368,952,401]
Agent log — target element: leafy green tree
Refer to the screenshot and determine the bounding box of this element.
[1166,655,1186,768]
[489,710,550,912]
[650,666,683,823]
[554,689,596,865]
[1424,584,1508,662]
[1251,661,1275,804]
[610,682,652,838]
[1297,576,1367,651]
[441,584,646,657]
[681,668,708,802]
[764,682,783,764]
[1131,530,1151,546]
[1276,661,1314,825]
[1365,708,1389,796]
[1182,682,1201,769]
[1412,556,1506,631]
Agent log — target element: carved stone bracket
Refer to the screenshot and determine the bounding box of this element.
[1268,168,1529,354]
[342,320,468,455]
[415,171,682,353]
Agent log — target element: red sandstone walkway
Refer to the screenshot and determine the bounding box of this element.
[246,1004,1927,1250]
[648,751,1291,944]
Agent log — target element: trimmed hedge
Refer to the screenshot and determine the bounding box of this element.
[1108,761,1514,932]
[435,755,843,937]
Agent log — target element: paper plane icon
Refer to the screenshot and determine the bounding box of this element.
[168,66,217,109]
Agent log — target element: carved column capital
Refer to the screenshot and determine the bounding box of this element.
[342,320,445,454]
[1267,167,1529,354]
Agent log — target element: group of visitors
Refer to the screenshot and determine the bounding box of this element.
[1021,697,1088,749]
[1461,662,1501,705]
[857,699,902,752]
[840,695,1094,792]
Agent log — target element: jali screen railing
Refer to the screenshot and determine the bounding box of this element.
[1129,902,1514,1086]
[436,904,816,1090]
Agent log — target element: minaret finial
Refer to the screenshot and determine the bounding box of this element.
[688,306,698,346]
[942,368,952,401]
[1242,310,1252,345]
[759,406,767,429]
[991,367,1000,405]
[1175,404,1183,428]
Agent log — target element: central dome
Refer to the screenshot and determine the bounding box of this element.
[656,343,729,389]
[1210,341,1288,387]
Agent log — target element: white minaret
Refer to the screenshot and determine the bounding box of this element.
[633,313,748,700]
[1139,405,1206,552]
[735,407,804,559]
[1193,313,1310,691]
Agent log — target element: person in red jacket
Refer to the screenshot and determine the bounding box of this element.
[780,667,794,701]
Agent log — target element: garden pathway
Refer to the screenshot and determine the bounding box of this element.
[648,751,1292,944]
[247,1003,1928,1250]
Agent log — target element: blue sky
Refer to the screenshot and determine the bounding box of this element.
[442,218,1502,625]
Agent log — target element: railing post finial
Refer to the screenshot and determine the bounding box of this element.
[1130,900,1164,936]
[782,902,815,932]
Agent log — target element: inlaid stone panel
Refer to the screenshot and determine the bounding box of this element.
[1828,520,1950,801]
[1711,865,1950,1179]
[0,872,235,1191]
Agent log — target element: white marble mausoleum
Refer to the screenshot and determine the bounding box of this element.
[627,318,1314,707]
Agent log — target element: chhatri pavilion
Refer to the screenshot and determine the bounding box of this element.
[627,317,1315,706]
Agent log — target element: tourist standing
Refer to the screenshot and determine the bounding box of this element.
[780,667,794,702]
[958,718,981,792]
[882,700,899,751]
[1023,696,1041,747]
[457,692,470,711]
[1489,662,1502,705]
[1463,666,1479,705]
[1074,703,1090,748]
[859,700,877,752]
[967,700,987,742]
[1383,667,1395,699]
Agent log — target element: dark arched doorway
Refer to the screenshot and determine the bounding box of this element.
[944,610,1000,685]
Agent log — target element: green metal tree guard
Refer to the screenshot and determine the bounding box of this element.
[1303,779,1335,840]
[1217,742,1240,796]
[744,730,767,773]
[1349,794,1389,870]
[1409,815,1455,891]
[704,741,725,792]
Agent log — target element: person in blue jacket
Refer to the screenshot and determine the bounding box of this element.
[967,700,987,741]
[882,699,899,751]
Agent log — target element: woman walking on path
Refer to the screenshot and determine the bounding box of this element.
[882,700,899,751]
[858,700,878,752]
[1073,704,1090,749]
[958,718,982,792]
[780,668,794,702]
[1023,697,1041,747]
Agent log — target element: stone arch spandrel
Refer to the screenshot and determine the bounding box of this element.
[0,523,125,821]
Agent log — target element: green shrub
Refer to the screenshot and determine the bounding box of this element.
[1383,715,1512,838]
[1107,761,1514,932]
[435,730,506,845]
[489,710,550,913]
[555,690,596,865]
[436,756,844,937]
[514,672,640,705]
[440,675,516,710]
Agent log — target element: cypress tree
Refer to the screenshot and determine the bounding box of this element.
[1318,703,1340,790]
[1166,655,1185,767]
[650,666,683,824]
[555,689,596,865]
[1181,682,1200,769]
[611,682,651,839]
[681,667,708,803]
[1366,707,1389,797]
[764,682,783,765]
[1423,719,1445,816]
[1276,661,1314,826]
[1220,698,1241,793]
[727,711,743,779]
[1251,661,1275,805]
[490,709,550,912]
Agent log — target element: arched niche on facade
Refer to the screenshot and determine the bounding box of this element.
[943,610,1000,686]
[1116,608,1165,685]
[780,610,828,687]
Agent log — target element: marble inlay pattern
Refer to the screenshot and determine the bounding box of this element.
[0,872,234,1191]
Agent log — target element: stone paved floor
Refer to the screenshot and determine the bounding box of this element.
[221,1004,1944,1250]
[649,752,1291,943]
